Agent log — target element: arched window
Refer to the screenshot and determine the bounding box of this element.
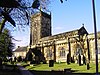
[46,47,52,59]
[59,47,66,57]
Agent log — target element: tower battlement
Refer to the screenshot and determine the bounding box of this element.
[30,11,51,45]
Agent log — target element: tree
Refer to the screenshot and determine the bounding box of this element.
[0,0,50,34]
[0,28,15,60]
[60,0,67,3]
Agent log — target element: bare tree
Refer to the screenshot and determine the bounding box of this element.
[60,0,67,3]
[0,0,50,33]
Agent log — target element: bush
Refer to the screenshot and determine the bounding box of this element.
[17,56,22,62]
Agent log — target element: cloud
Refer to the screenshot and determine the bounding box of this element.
[54,26,64,30]
[53,26,65,35]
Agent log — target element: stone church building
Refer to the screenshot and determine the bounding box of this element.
[28,11,100,63]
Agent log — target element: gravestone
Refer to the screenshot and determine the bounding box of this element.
[78,54,81,66]
[49,60,54,67]
[67,53,70,64]
[0,58,2,69]
[83,55,86,65]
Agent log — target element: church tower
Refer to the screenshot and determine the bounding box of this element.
[30,11,51,45]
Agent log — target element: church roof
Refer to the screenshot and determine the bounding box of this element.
[78,26,88,35]
[14,46,27,52]
[40,26,88,42]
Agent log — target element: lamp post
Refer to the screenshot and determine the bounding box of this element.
[59,0,98,74]
[92,0,98,74]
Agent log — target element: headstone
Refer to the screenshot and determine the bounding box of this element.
[64,68,71,73]
[0,58,2,66]
[83,55,86,65]
[67,53,70,64]
[87,63,90,70]
[78,54,81,66]
[0,58,2,69]
[14,57,17,62]
[49,60,54,67]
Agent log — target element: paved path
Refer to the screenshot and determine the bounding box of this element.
[17,64,34,75]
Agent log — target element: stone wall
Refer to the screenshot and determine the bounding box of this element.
[29,11,100,63]
[30,11,51,45]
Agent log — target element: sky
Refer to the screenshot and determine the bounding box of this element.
[9,0,100,50]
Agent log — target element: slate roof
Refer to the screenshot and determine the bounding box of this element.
[14,46,27,52]
[40,26,88,41]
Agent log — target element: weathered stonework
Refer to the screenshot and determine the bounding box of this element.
[30,11,51,45]
[29,11,100,63]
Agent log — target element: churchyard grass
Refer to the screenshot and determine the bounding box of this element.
[24,62,99,73]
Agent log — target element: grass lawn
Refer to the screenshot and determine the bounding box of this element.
[22,62,100,75]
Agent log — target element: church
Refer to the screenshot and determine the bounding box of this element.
[28,11,100,63]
